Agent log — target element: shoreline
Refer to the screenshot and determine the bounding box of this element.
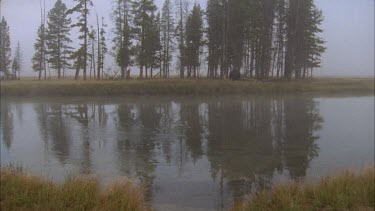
[1,78,373,96]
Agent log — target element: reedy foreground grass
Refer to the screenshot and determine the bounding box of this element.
[1,167,374,211]
[1,77,373,96]
[0,168,148,211]
[233,167,375,211]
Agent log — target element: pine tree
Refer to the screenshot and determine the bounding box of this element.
[88,26,96,79]
[71,47,84,79]
[68,0,93,80]
[256,0,276,79]
[274,0,287,77]
[303,1,325,78]
[226,0,247,79]
[144,12,162,78]
[132,0,157,78]
[113,0,132,80]
[284,0,325,79]
[11,58,17,80]
[46,0,72,79]
[185,3,204,78]
[206,0,224,78]
[161,0,174,78]
[12,41,22,79]
[242,0,257,78]
[175,0,189,78]
[98,17,108,80]
[32,24,47,80]
[0,17,11,79]
[221,0,229,78]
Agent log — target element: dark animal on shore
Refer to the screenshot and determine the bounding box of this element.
[229,71,241,80]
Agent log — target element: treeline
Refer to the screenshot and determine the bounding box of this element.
[0,17,22,80]
[0,0,325,81]
[205,0,325,79]
[31,0,108,80]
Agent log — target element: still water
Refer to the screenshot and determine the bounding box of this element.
[1,95,374,211]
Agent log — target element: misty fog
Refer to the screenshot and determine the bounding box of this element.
[1,0,374,76]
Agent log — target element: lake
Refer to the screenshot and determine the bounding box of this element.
[1,95,374,211]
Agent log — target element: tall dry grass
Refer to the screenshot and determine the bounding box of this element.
[233,167,375,211]
[1,166,374,210]
[0,167,148,211]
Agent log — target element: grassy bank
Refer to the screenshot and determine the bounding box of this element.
[0,168,147,211]
[233,167,375,211]
[1,77,373,96]
[1,168,373,211]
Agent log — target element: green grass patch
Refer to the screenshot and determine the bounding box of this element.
[1,77,373,96]
[233,167,375,211]
[0,167,148,211]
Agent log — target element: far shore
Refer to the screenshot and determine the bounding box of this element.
[1,77,373,96]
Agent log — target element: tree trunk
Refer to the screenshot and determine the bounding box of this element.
[250,41,255,78]
[121,66,125,80]
[83,0,88,80]
[75,67,80,80]
[97,14,101,80]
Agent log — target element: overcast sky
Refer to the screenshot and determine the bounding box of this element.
[1,0,374,77]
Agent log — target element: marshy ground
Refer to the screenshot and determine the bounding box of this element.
[1,77,373,96]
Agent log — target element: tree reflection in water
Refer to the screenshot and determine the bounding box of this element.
[1,102,14,149]
[1,96,323,209]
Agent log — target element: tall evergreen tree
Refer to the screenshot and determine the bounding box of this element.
[11,58,17,79]
[226,0,247,79]
[255,0,276,79]
[185,3,204,78]
[175,0,189,78]
[144,12,162,78]
[303,1,325,77]
[98,17,108,80]
[88,26,96,79]
[274,0,287,77]
[113,0,132,80]
[68,0,93,80]
[284,0,325,79]
[131,0,157,78]
[242,0,257,78]
[32,24,47,80]
[161,0,174,78]
[0,17,11,79]
[46,0,72,79]
[12,41,22,79]
[206,0,224,78]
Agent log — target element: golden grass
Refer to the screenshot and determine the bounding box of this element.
[1,167,374,210]
[0,168,148,211]
[233,167,375,211]
[1,77,373,96]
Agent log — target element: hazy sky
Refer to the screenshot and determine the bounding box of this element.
[1,0,374,77]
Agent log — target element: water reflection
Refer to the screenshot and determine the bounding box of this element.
[1,102,13,149]
[283,100,322,178]
[3,96,369,210]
